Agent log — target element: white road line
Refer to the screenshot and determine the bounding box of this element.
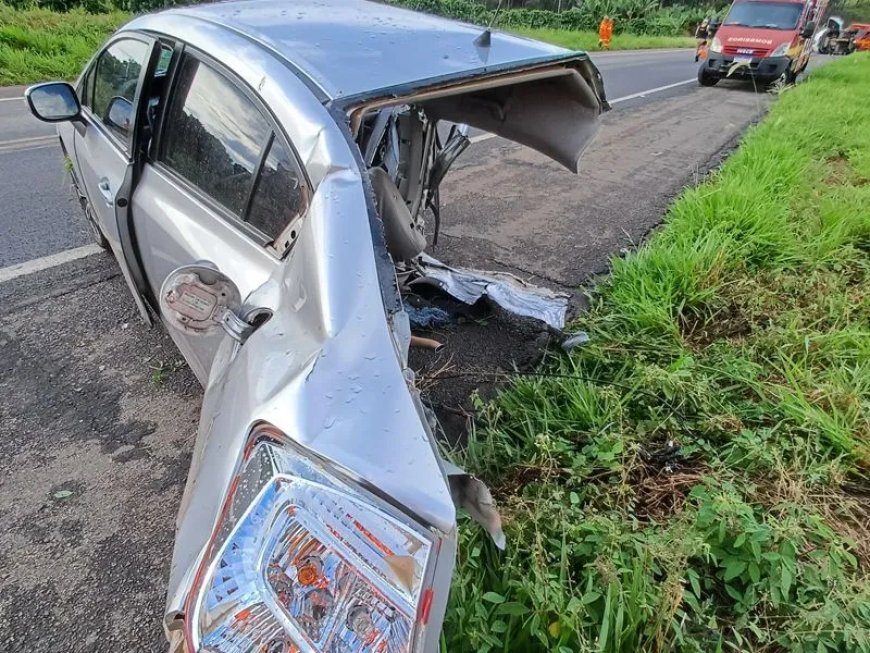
[0,96,23,103]
[469,77,696,144]
[470,132,497,144]
[609,77,696,104]
[0,135,55,145]
[0,134,57,154]
[0,244,103,284]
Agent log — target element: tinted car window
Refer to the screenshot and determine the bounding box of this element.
[79,66,93,107]
[161,56,271,218]
[247,136,308,241]
[92,39,150,145]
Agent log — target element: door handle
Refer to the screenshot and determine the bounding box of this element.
[97,178,114,206]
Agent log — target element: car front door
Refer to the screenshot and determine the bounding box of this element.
[75,35,155,325]
[131,50,311,383]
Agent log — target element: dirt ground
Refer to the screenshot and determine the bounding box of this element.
[0,84,768,651]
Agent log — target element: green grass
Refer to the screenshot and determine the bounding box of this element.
[0,4,128,85]
[511,27,695,51]
[444,54,870,653]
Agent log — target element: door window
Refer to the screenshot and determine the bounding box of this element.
[79,66,93,107]
[160,54,309,245]
[91,38,150,147]
[162,56,270,218]
[247,136,308,242]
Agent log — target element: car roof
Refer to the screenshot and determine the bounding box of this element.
[145,0,572,101]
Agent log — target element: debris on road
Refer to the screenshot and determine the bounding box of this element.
[406,304,453,329]
[412,253,571,330]
[561,330,591,351]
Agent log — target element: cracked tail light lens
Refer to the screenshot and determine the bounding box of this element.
[186,428,436,652]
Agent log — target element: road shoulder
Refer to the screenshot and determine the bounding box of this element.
[0,253,200,651]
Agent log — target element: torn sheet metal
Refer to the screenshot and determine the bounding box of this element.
[442,459,506,550]
[413,254,569,330]
[562,331,590,351]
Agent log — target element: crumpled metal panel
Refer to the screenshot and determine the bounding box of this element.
[147,30,458,643]
[163,168,457,646]
[415,254,570,330]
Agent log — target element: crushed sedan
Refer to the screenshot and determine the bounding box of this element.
[25,0,608,650]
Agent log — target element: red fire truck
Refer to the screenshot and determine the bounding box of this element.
[698,0,828,86]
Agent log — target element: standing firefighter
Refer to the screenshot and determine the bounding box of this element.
[695,17,710,61]
[598,15,614,50]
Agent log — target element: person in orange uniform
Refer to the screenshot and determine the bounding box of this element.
[695,18,710,61]
[598,15,614,50]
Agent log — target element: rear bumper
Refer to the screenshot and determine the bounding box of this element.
[702,53,791,82]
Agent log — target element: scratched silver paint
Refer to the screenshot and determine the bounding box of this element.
[32,1,606,649]
[122,13,457,647]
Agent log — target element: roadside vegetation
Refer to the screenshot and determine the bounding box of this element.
[0,3,126,84]
[511,26,694,50]
[389,0,722,35]
[0,0,710,85]
[443,54,870,652]
[833,0,870,23]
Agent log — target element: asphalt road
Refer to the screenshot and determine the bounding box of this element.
[0,89,90,268]
[0,48,703,268]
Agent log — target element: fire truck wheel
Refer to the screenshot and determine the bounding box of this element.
[698,66,719,86]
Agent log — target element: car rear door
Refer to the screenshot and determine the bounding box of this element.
[131,49,311,383]
[74,35,156,325]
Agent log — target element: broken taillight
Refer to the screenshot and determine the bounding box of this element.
[184,426,438,652]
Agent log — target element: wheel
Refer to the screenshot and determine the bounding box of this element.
[82,200,110,250]
[698,66,719,86]
[69,167,109,250]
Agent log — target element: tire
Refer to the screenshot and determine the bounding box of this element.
[69,168,109,250]
[82,199,110,250]
[784,67,798,85]
[698,66,719,86]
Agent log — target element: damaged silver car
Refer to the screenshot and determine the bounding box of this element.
[26,0,607,650]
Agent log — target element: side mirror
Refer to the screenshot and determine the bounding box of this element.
[159,263,253,343]
[25,82,81,123]
[105,96,134,134]
[801,21,816,38]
